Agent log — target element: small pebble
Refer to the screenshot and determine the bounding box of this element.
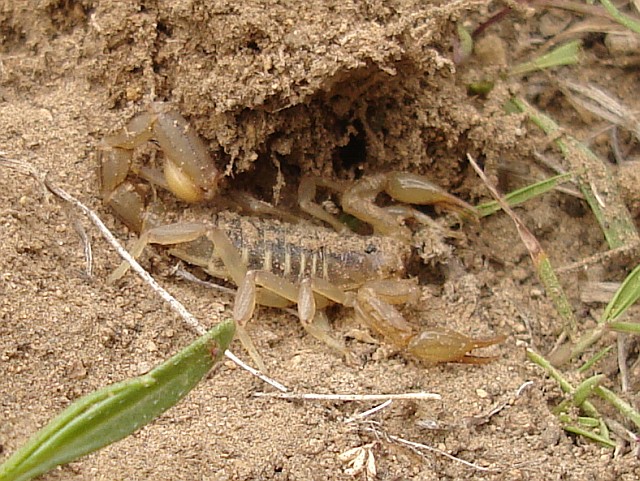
[136,361,153,375]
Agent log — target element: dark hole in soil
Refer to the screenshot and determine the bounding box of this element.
[334,120,367,174]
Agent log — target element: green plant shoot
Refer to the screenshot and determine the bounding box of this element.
[0,320,235,481]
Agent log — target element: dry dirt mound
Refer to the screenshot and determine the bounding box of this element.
[1,1,639,480]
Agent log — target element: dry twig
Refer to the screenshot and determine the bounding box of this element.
[254,391,441,401]
[365,427,499,472]
[0,156,289,393]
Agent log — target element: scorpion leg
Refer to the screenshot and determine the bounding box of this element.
[234,271,350,368]
[353,279,421,350]
[298,277,353,358]
[298,176,351,233]
[299,172,476,240]
[107,223,209,283]
[229,191,303,225]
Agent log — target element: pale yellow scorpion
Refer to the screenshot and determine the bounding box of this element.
[99,102,504,371]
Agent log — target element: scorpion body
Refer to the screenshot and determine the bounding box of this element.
[99,102,505,371]
[171,211,406,291]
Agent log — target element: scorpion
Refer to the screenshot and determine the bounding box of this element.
[99,102,504,371]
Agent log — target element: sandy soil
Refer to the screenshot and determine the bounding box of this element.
[1,0,640,480]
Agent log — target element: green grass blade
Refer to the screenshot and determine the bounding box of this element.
[477,172,574,217]
[599,0,640,34]
[608,321,640,334]
[528,351,616,445]
[467,80,495,96]
[573,374,604,407]
[527,349,601,419]
[0,320,235,481]
[563,425,616,448]
[576,417,600,428]
[596,386,640,430]
[510,98,638,249]
[456,23,473,60]
[565,325,607,364]
[577,345,613,373]
[600,263,640,323]
[509,40,582,76]
[537,253,578,335]
[527,349,573,393]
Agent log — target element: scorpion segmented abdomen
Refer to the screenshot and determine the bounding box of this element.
[214,211,408,288]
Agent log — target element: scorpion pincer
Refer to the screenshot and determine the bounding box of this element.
[99,102,505,371]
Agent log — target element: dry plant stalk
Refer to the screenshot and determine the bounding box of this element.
[467,154,578,338]
[560,80,640,141]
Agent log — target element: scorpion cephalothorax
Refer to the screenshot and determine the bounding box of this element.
[99,102,504,371]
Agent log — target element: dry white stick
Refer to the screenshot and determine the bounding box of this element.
[174,266,236,296]
[617,334,630,393]
[224,351,288,392]
[344,400,393,423]
[516,380,535,397]
[0,157,289,393]
[379,431,498,472]
[45,181,290,393]
[45,179,209,334]
[560,80,640,141]
[254,391,441,401]
[69,215,93,278]
[556,242,640,274]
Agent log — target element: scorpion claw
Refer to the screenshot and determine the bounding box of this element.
[338,172,477,240]
[384,172,478,220]
[407,328,505,364]
[99,102,220,231]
